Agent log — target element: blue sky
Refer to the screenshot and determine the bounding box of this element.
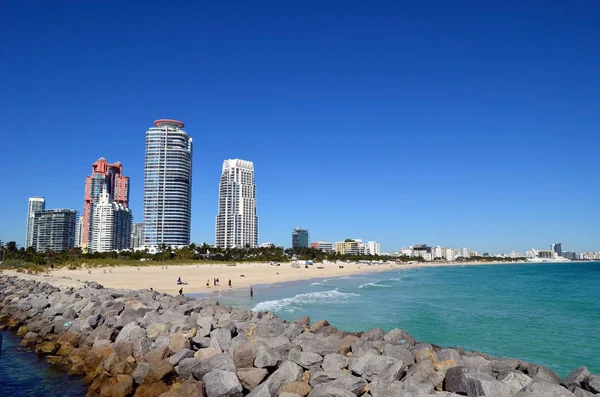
[1,1,599,253]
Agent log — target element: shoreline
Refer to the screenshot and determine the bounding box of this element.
[3,260,537,296]
[1,272,597,397]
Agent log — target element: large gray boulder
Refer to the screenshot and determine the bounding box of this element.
[236,368,268,391]
[203,369,243,397]
[132,362,152,385]
[515,380,576,397]
[309,371,345,388]
[369,377,404,397]
[247,361,303,397]
[444,366,479,394]
[383,328,416,346]
[378,360,407,382]
[307,385,357,397]
[317,374,367,396]
[465,372,515,397]
[302,336,341,356]
[383,344,415,365]
[360,328,385,341]
[491,358,521,373]
[403,360,443,389]
[525,364,563,384]
[436,348,461,363]
[211,328,233,351]
[115,322,145,343]
[168,348,194,366]
[497,370,533,392]
[254,344,282,368]
[348,352,396,381]
[254,321,287,338]
[321,354,350,372]
[564,367,590,388]
[192,353,236,381]
[583,374,600,393]
[289,348,323,368]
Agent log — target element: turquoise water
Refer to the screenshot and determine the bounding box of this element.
[0,331,87,396]
[207,262,600,377]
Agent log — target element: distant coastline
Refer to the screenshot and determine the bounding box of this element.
[2,259,590,296]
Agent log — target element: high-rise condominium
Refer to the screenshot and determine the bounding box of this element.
[292,228,309,249]
[215,159,258,248]
[26,197,45,248]
[144,119,193,247]
[131,223,145,249]
[32,209,77,252]
[81,158,130,250]
[89,185,132,252]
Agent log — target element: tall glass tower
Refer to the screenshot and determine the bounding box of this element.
[143,119,193,247]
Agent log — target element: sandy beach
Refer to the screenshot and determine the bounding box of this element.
[2,260,510,295]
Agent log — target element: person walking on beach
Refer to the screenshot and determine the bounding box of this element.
[250,286,254,299]
[206,280,210,288]
[228,279,232,288]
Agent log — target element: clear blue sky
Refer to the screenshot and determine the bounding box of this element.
[1,1,599,254]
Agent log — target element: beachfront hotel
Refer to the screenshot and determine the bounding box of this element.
[143,119,193,248]
[26,197,45,248]
[215,159,258,248]
[79,158,130,251]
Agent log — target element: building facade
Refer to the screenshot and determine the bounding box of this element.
[81,158,130,250]
[89,186,132,252]
[552,243,562,257]
[26,197,45,248]
[311,241,333,253]
[364,241,381,256]
[32,209,77,252]
[131,223,145,249]
[144,119,193,247]
[292,228,309,249]
[215,159,258,248]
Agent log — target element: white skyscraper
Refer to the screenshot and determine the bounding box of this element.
[90,185,132,252]
[143,119,193,247]
[26,197,45,248]
[215,159,258,248]
[364,241,381,256]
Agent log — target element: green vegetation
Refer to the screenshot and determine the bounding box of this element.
[0,240,416,271]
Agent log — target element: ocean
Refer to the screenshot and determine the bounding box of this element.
[208,261,600,377]
[0,331,87,396]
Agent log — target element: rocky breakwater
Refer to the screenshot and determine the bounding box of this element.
[1,274,599,397]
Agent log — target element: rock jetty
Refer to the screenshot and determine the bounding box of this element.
[0,274,598,397]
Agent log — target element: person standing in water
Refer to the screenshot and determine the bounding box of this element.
[250,286,254,299]
[178,288,183,296]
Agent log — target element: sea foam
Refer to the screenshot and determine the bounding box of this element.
[253,289,360,313]
[358,281,391,289]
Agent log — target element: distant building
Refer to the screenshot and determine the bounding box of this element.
[82,158,130,250]
[311,241,333,253]
[339,239,361,255]
[335,242,345,255]
[215,159,258,248]
[292,228,309,249]
[131,223,145,249]
[445,248,455,261]
[260,242,276,248]
[144,119,193,247]
[552,243,562,257]
[32,209,77,252]
[363,241,381,256]
[26,197,45,248]
[90,186,132,252]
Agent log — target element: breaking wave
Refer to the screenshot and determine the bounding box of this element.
[358,281,391,289]
[252,289,360,313]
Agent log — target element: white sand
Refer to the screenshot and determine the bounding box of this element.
[2,260,507,296]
